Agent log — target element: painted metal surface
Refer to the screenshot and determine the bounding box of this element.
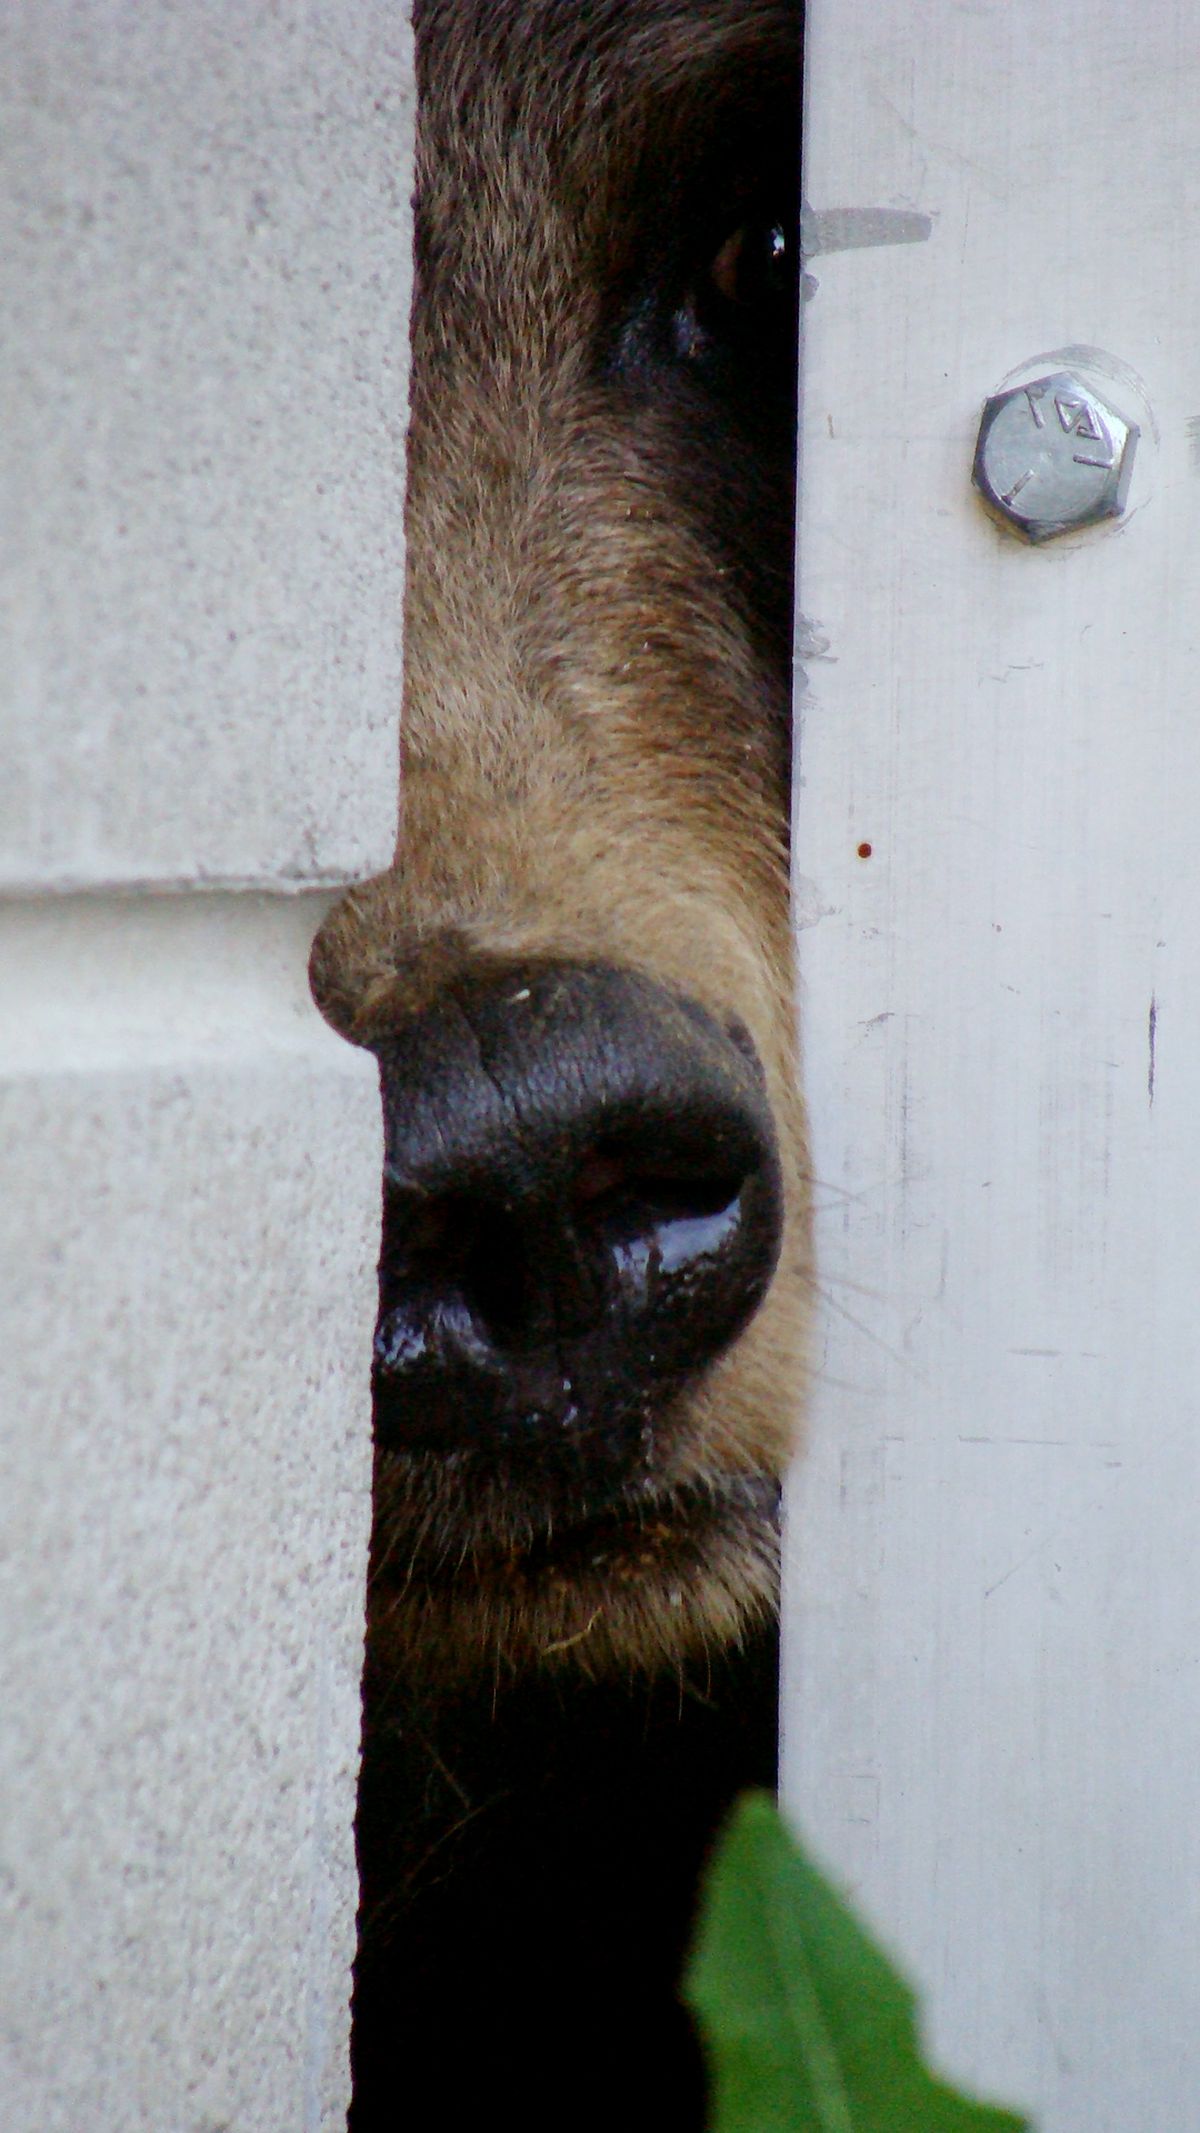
[784,4,1200,2128]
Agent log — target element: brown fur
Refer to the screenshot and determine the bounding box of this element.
[311,0,808,1687]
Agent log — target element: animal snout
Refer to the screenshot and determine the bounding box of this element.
[371,960,783,1499]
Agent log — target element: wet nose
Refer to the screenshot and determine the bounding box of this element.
[370,961,783,1491]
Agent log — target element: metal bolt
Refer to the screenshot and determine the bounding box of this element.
[973,370,1138,542]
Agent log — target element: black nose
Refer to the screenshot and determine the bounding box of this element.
[371,961,782,1496]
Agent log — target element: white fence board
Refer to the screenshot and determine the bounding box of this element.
[785,5,1200,2127]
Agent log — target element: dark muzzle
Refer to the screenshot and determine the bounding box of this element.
[371,960,783,1498]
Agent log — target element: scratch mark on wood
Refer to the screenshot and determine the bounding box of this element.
[961,1435,1069,1445]
[960,1435,1115,1447]
[984,1539,1047,1599]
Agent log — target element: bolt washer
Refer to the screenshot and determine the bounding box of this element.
[973,370,1138,542]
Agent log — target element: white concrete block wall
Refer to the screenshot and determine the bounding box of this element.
[0,11,413,2130]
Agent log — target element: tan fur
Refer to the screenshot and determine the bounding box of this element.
[311,0,808,1685]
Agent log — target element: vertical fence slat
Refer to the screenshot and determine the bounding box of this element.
[786,5,1200,2127]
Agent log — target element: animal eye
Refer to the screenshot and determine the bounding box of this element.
[709,215,792,313]
[669,187,798,385]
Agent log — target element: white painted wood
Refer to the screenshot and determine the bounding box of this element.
[784,6,1200,2128]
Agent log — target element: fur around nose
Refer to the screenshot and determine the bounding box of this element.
[371,960,783,1492]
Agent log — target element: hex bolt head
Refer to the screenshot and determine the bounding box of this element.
[973,371,1138,542]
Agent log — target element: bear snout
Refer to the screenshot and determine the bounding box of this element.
[370,959,784,1505]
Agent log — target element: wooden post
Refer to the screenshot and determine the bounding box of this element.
[785,5,1200,2126]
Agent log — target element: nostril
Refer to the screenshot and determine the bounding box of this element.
[379,1192,535,1350]
[570,1144,747,1277]
[610,1189,744,1284]
[572,1148,744,1221]
[460,1208,533,1345]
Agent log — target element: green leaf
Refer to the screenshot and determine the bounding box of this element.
[683,1793,1032,2133]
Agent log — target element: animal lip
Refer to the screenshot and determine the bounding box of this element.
[370,1458,782,1595]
